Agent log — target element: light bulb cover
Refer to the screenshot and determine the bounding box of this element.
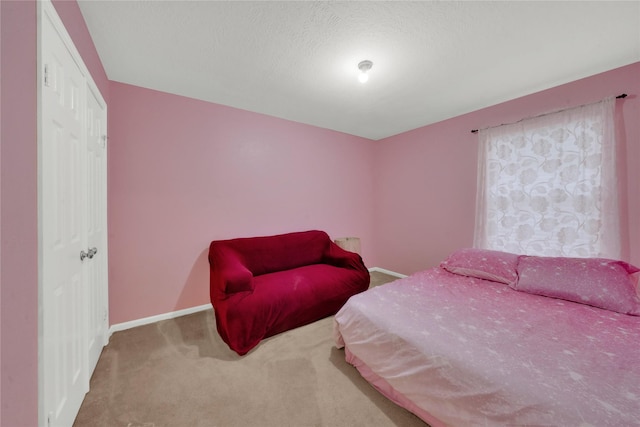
[357,60,373,83]
[358,60,373,72]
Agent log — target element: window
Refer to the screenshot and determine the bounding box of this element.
[474,97,620,259]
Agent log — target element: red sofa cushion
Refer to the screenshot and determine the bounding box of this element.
[224,264,368,354]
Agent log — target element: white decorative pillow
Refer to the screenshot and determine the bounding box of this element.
[440,248,519,286]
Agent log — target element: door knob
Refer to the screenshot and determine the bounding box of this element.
[88,247,98,259]
[81,248,98,261]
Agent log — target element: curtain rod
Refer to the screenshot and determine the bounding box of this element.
[470,93,628,134]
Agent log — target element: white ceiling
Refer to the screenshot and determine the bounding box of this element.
[77,1,640,140]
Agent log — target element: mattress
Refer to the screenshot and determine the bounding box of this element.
[334,267,640,426]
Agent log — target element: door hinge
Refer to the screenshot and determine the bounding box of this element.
[44,64,50,87]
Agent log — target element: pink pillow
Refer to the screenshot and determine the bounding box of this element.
[440,248,519,286]
[515,256,640,315]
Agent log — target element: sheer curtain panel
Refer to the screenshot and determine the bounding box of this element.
[474,97,620,259]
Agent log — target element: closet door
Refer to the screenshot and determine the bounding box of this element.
[39,1,109,426]
[85,85,109,373]
[40,7,89,426]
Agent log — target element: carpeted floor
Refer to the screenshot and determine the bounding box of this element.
[73,271,428,427]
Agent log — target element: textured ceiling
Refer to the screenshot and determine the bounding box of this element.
[77,1,640,140]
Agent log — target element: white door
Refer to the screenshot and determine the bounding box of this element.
[39,1,108,426]
[85,85,109,373]
[40,8,89,426]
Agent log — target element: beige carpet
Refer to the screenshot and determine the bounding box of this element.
[73,272,428,427]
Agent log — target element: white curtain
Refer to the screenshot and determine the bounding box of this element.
[474,97,620,259]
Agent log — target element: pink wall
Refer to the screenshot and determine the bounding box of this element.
[1,2,38,425]
[374,62,640,275]
[0,1,108,424]
[108,82,375,324]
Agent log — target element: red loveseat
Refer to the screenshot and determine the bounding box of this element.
[208,230,370,355]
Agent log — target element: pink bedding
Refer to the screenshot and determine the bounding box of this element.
[334,267,640,426]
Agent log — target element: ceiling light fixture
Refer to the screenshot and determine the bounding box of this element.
[357,60,373,83]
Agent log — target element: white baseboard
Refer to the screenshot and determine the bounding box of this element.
[108,267,405,336]
[109,303,212,336]
[368,266,408,278]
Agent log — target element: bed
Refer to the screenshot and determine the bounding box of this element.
[334,248,640,426]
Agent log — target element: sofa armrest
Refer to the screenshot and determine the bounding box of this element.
[222,261,254,294]
[322,241,368,272]
[210,245,254,295]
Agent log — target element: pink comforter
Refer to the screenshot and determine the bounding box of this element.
[334,268,640,426]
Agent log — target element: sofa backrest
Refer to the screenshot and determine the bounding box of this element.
[211,230,331,276]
